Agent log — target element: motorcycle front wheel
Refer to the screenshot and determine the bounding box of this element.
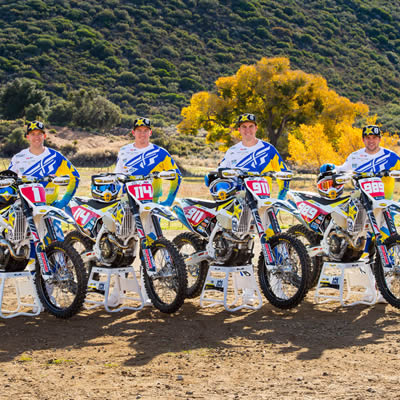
[35,241,87,318]
[374,234,400,308]
[258,233,310,309]
[173,232,208,298]
[142,238,187,314]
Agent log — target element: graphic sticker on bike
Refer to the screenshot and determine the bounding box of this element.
[297,201,327,223]
[184,206,215,227]
[71,206,101,228]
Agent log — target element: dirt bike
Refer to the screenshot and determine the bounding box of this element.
[288,170,400,308]
[0,170,87,318]
[172,168,311,309]
[65,171,188,314]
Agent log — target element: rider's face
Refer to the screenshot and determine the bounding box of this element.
[133,126,152,148]
[238,122,258,145]
[363,135,381,154]
[27,129,46,147]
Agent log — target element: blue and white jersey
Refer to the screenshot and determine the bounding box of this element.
[9,147,80,207]
[115,143,181,206]
[337,147,400,199]
[219,140,289,199]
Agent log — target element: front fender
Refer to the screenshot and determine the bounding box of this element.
[388,202,400,215]
[140,202,177,221]
[258,198,306,225]
[32,205,76,225]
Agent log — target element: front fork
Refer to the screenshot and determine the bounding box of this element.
[129,197,169,276]
[22,199,53,278]
[247,192,277,266]
[364,194,392,268]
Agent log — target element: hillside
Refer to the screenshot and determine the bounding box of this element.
[1,0,400,128]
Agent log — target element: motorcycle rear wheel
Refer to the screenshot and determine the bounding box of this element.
[258,233,310,309]
[35,241,87,318]
[173,232,208,298]
[287,224,322,288]
[143,238,187,314]
[374,234,400,308]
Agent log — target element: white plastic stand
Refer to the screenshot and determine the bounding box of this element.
[315,261,380,306]
[0,271,41,318]
[85,266,145,312]
[200,265,262,311]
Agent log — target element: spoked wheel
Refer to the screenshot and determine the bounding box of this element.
[65,230,94,274]
[143,238,187,314]
[35,241,87,318]
[258,233,310,309]
[287,224,323,288]
[374,234,400,308]
[173,232,208,298]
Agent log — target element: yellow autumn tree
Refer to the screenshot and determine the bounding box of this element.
[178,56,368,149]
[288,123,342,169]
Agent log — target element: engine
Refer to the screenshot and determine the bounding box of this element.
[327,228,365,262]
[213,231,254,265]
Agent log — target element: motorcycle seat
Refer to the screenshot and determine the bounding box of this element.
[183,197,228,209]
[296,192,349,206]
[73,196,119,210]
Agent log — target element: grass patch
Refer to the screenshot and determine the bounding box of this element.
[104,362,119,368]
[18,355,33,363]
[47,358,73,365]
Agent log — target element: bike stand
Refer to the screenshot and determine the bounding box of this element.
[315,261,380,306]
[0,271,42,318]
[85,266,145,312]
[200,265,262,312]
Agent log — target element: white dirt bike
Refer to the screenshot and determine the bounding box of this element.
[288,170,400,308]
[173,168,311,309]
[0,170,87,318]
[65,171,188,314]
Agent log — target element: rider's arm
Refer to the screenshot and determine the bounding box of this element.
[114,151,124,174]
[268,149,289,200]
[152,152,182,206]
[52,157,80,209]
[335,155,352,173]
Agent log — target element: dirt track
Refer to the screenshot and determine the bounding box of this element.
[1,231,400,399]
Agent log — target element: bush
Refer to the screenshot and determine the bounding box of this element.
[1,127,27,157]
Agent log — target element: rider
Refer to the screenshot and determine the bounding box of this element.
[9,120,80,209]
[208,113,289,199]
[336,125,400,200]
[114,116,181,206]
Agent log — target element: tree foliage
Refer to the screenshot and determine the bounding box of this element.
[178,57,368,149]
[48,89,121,131]
[288,116,398,169]
[1,0,400,122]
[0,78,49,119]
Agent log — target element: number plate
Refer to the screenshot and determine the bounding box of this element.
[359,178,385,199]
[20,184,46,204]
[246,179,270,198]
[126,180,154,201]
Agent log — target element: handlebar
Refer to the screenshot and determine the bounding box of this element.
[212,168,293,181]
[92,170,177,185]
[0,174,70,187]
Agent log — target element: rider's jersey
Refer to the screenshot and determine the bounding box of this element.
[9,147,80,207]
[337,147,400,199]
[114,143,181,206]
[219,140,289,199]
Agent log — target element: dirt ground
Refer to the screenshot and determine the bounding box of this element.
[1,231,400,400]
